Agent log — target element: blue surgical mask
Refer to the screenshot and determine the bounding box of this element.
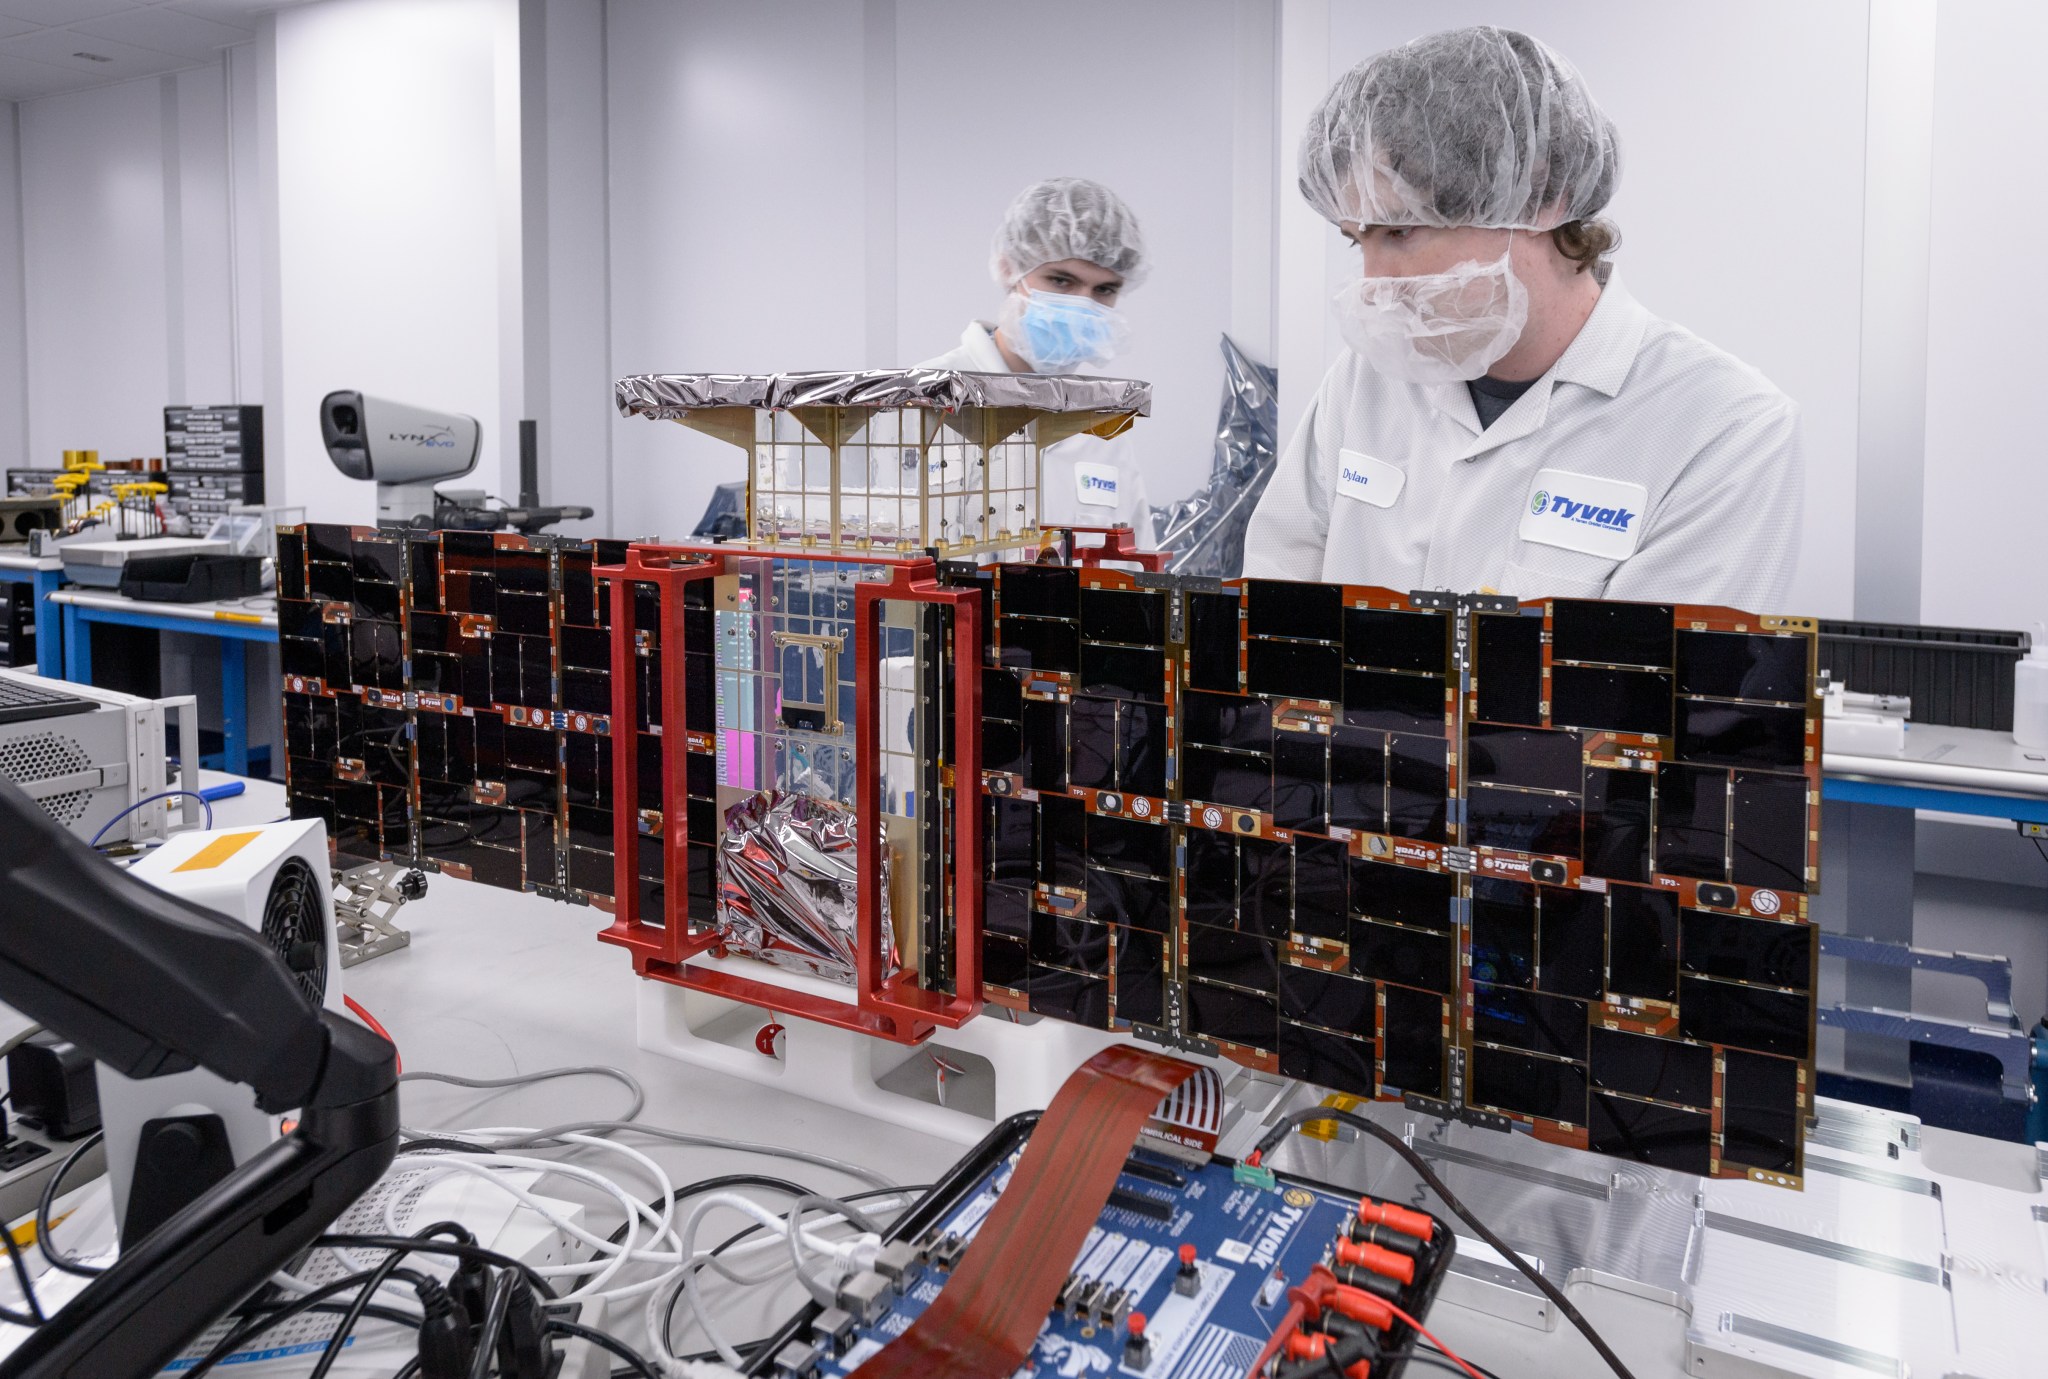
[997,289,1131,372]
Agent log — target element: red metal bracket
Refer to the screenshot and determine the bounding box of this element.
[853,560,984,1033]
[595,543,722,966]
[1046,523,1170,571]
[594,541,984,1044]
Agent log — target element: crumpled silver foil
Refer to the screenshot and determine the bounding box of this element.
[1152,335,1279,577]
[615,368,1151,420]
[715,789,895,986]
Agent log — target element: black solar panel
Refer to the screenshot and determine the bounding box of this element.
[281,527,1820,1185]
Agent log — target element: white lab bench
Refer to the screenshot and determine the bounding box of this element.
[8,774,2044,1376]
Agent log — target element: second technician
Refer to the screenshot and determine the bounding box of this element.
[1244,26,1804,610]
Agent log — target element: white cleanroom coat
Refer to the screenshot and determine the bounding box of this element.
[919,322,1154,543]
[1244,277,1803,610]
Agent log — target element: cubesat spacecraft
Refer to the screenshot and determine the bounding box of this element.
[279,368,1821,1184]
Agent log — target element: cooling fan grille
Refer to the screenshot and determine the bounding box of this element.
[262,856,328,1006]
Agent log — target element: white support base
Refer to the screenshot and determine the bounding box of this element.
[634,956,1140,1144]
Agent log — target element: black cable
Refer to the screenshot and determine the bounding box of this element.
[467,1271,515,1379]
[1401,1352,1501,1379]
[188,1290,432,1376]
[392,1360,422,1379]
[1252,1109,1636,1379]
[1421,1339,1508,1379]
[1,1224,45,1325]
[237,1299,426,1331]
[315,1235,559,1299]
[308,1258,433,1379]
[302,1219,479,1379]
[182,1270,380,1379]
[605,1173,816,1248]
[399,1136,504,1156]
[659,1183,935,1364]
[2031,835,2048,868]
[34,1130,105,1277]
[185,1221,480,1377]
[550,1319,661,1379]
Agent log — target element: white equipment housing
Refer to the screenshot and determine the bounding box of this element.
[319,391,481,527]
[0,668,198,845]
[98,818,343,1243]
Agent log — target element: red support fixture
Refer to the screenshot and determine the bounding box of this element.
[597,543,718,966]
[593,540,984,1045]
[1048,523,1170,572]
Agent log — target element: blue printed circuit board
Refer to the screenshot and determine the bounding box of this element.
[790,1145,1449,1379]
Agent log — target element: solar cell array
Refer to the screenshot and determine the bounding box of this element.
[278,525,1820,1185]
[971,568,1819,1184]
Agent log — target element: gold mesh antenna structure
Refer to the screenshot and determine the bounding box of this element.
[614,370,1151,557]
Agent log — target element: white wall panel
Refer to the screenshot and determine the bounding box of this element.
[272,0,516,523]
[892,0,1261,509]
[0,102,26,476]
[225,43,262,407]
[1287,3,1869,619]
[605,0,869,539]
[13,59,250,477]
[20,77,170,467]
[603,0,1265,536]
[1921,1,2048,634]
[536,0,611,533]
[172,63,235,408]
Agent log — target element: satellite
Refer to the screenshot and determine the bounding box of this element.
[279,369,1820,1185]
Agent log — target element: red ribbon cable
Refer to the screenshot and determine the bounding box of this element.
[857,1046,1203,1379]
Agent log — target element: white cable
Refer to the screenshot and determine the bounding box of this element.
[387,1154,680,1298]
[413,1120,894,1190]
[366,1134,884,1310]
[659,1188,876,1368]
[651,1194,885,1371]
[345,1148,674,1301]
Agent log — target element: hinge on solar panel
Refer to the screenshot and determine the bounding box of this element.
[1162,801,1190,824]
[1166,588,1184,644]
[1134,1022,1215,1059]
[1441,846,1475,873]
[1408,589,1458,610]
[1402,1092,1458,1122]
[1462,592,1518,613]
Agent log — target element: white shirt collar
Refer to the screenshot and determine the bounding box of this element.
[1549,273,1652,400]
[1425,271,1653,449]
[956,321,1012,373]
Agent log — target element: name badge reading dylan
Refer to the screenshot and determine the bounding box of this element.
[1336,449,1404,508]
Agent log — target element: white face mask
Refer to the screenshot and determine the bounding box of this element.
[1331,234,1529,384]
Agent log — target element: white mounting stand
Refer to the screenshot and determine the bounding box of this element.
[634,955,1141,1144]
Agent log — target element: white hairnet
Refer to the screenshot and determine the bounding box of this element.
[1299,26,1619,232]
[988,177,1149,289]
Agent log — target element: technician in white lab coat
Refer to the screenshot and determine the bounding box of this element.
[1244,27,1804,610]
[919,177,1154,543]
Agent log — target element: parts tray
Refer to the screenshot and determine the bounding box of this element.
[1818,618,2032,732]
